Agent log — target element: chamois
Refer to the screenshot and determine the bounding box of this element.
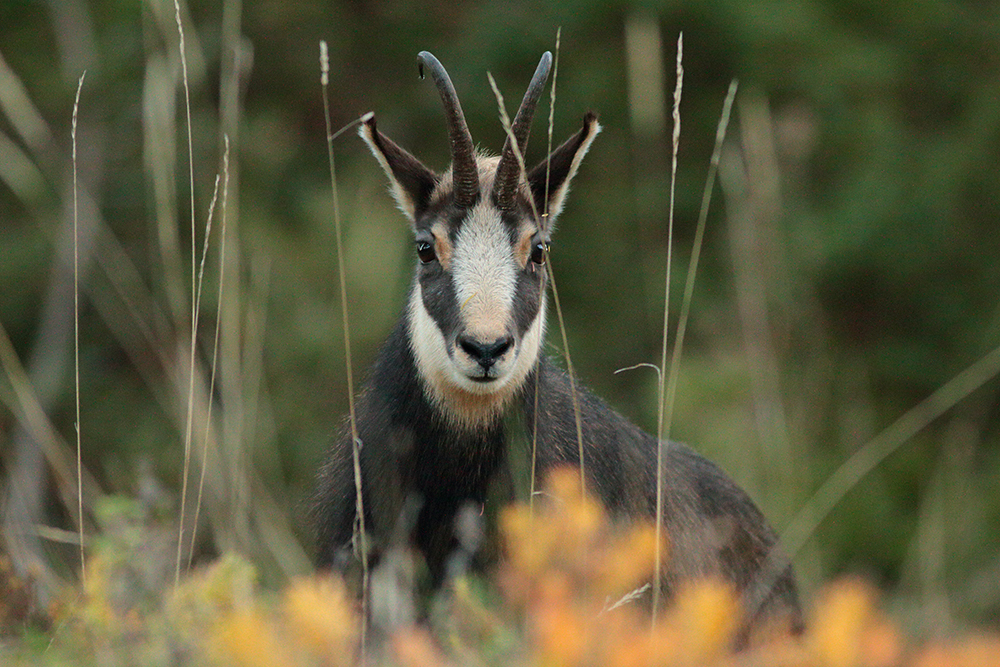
[312,51,802,636]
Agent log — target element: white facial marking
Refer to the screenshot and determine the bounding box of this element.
[450,200,518,342]
[408,284,455,393]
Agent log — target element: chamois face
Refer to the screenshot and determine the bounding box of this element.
[359,52,600,427]
[405,162,550,425]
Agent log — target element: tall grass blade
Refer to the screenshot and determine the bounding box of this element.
[531,27,562,513]
[194,174,221,335]
[658,80,738,625]
[320,40,369,654]
[72,70,86,582]
[189,137,231,568]
[531,27,561,513]
[653,30,683,621]
[174,0,199,587]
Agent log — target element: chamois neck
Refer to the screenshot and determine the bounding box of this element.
[367,316,508,494]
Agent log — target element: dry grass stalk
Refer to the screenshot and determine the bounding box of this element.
[189,136,232,568]
[72,69,87,583]
[320,39,370,654]
[174,0,199,587]
[653,28,684,621]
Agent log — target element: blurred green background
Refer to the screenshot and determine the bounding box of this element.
[1,0,998,633]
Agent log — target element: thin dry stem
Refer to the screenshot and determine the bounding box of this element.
[189,136,231,568]
[195,174,221,316]
[180,163,220,564]
[532,27,561,514]
[653,30,683,621]
[656,81,738,623]
[321,40,369,653]
[71,70,86,582]
[614,362,662,378]
[173,0,198,586]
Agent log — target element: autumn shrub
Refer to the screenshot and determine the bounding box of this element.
[5,471,1000,666]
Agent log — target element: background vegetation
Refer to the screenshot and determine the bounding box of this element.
[1,0,998,652]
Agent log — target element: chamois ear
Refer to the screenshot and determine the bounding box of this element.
[359,112,438,222]
[527,112,601,228]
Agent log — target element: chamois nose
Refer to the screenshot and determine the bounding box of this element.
[458,335,513,369]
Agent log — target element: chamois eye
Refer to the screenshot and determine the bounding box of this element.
[416,240,437,264]
[529,239,549,266]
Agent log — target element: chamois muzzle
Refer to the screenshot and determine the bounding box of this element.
[458,334,514,376]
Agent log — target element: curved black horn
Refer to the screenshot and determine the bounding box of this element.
[417,51,479,208]
[492,52,553,212]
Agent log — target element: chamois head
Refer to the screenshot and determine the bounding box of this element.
[360,51,600,428]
